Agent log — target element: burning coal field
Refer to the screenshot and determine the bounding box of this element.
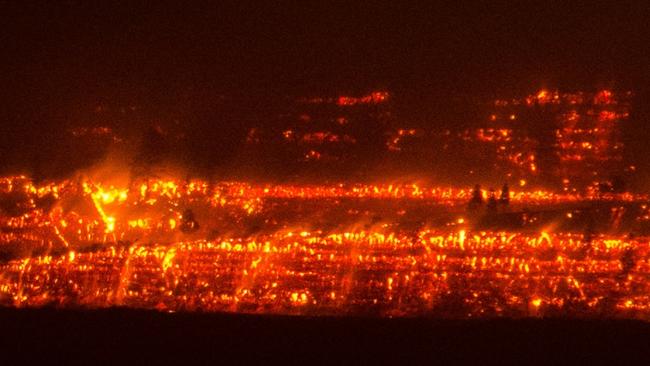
[1,175,650,319]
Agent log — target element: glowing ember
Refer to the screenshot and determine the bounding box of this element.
[0,175,649,319]
[1,227,649,318]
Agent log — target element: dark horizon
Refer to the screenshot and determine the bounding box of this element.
[1,2,650,183]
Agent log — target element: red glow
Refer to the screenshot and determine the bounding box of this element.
[337,91,389,106]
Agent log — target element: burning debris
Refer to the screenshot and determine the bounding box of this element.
[0,174,649,319]
[0,88,643,319]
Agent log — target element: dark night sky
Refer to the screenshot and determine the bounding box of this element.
[1,1,649,176]
[3,2,648,97]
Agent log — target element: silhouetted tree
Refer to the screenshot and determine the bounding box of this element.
[136,125,169,166]
[468,184,483,210]
[499,182,510,205]
[611,175,626,193]
[598,181,613,195]
[487,188,498,212]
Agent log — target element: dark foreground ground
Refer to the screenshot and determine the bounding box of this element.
[1,308,650,364]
